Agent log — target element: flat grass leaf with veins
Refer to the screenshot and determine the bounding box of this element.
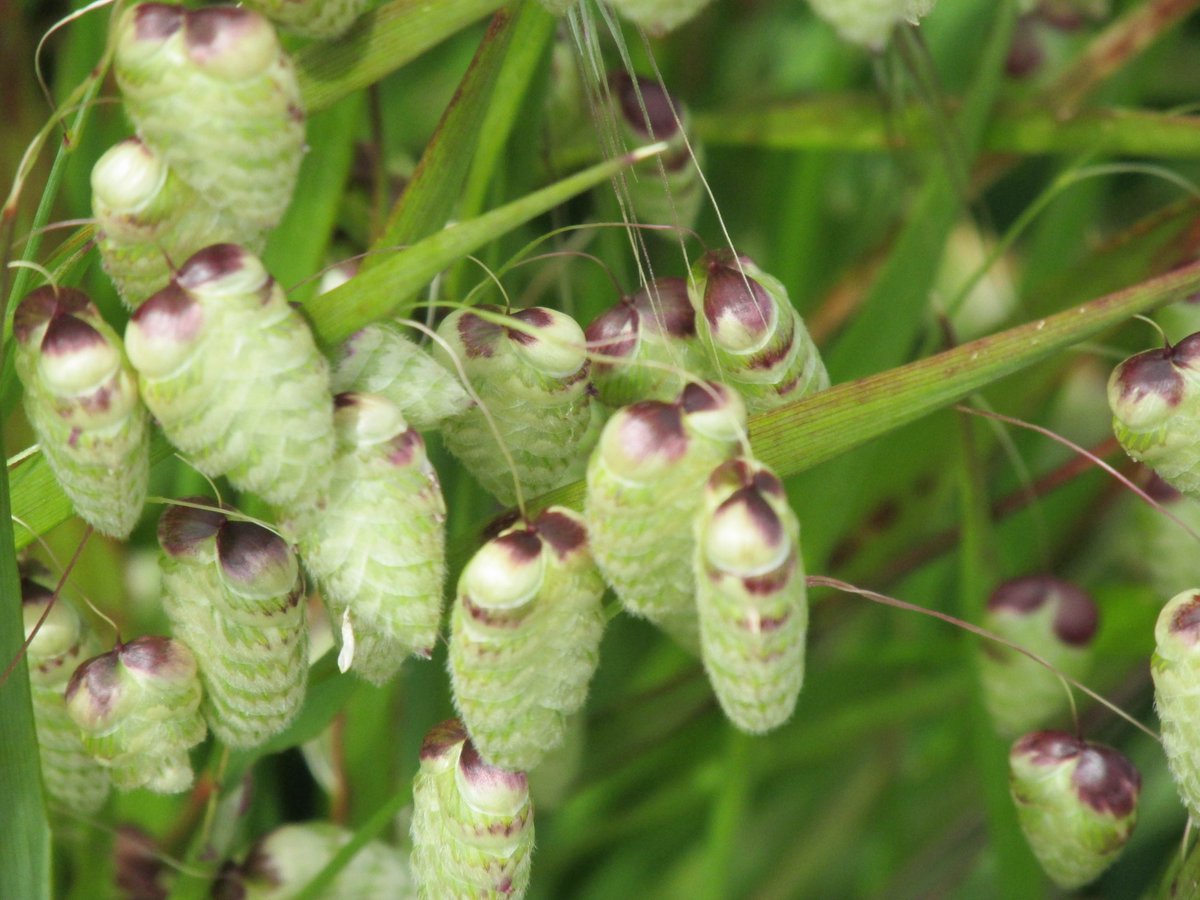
[450,507,605,771]
[158,501,308,748]
[13,287,150,539]
[240,0,370,40]
[65,636,206,794]
[1152,588,1200,821]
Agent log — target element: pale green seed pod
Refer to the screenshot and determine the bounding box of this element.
[219,822,414,899]
[22,577,111,814]
[158,501,308,748]
[1009,731,1140,889]
[585,277,711,407]
[410,719,534,900]
[806,0,936,50]
[450,507,605,771]
[1152,588,1200,821]
[91,138,264,308]
[1108,336,1200,498]
[434,306,596,505]
[694,458,807,734]
[295,393,446,685]
[979,576,1099,738]
[114,3,304,231]
[65,636,206,793]
[332,321,471,431]
[125,244,335,509]
[240,0,370,40]
[586,381,746,647]
[13,287,150,538]
[606,0,714,35]
[688,250,830,414]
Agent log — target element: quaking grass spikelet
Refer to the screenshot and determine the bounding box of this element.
[240,0,369,40]
[450,507,605,771]
[806,0,936,50]
[606,0,715,35]
[158,501,307,748]
[1152,588,1200,820]
[65,636,206,794]
[411,719,534,900]
[13,287,150,538]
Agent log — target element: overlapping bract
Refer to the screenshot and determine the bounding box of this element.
[1152,589,1200,821]
[241,0,370,39]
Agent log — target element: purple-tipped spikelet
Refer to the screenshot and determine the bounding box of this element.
[411,720,534,899]
[64,636,206,793]
[125,245,335,509]
[606,0,715,35]
[22,577,111,813]
[980,576,1099,737]
[585,381,746,647]
[1108,334,1200,498]
[694,458,807,734]
[113,4,304,231]
[450,507,606,771]
[688,250,829,414]
[434,306,597,504]
[1152,589,1200,821]
[1009,731,1140,889]
[13,287,150,538]
[158,501,307,748]
[240,0,369,39]
[294,393,446,685]
[585,277,712,407]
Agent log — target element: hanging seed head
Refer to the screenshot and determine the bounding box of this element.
[806,0,935,50]
[1152,588,1200,820]
[239,0,370,40]
[1010,731,1140,889]
[411,719,534,899]
[606,0,715,35]
[980,576,1099,737]
[65,636,206,793]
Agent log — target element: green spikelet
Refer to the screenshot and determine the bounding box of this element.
[585,381,746,646]
[91,138,263,308]
[64,636,206,793]
[806,0,935,50]
[694,458,807,734]
[224,822,414,899]
[606,0,715,35]
[1152,588,1200,821]
[22,577,111,814]
[295,393,445,685]
[158,501,308,748]
[434,306,596,505]
[450,507,605,771]
[114,3,304,231]
[585,277,711,407]
[240,0,369,40]
[979,576,1098,738]
[1107,336,1200,498]
[411,719,534,899]
[1121,475,1200,598]
[13,287,150,538]
[332,321,471,431]
[688,250,829,414]
[125,244,335,509]
[1009,731,1141,889]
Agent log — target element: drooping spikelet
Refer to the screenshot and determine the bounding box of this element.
[1120,475,1200,598]
[65,636,206,793]
[113,3,304,231]
[1108,335,1200,498]
[295,393,445,685]
[586,381,746,646]
[585,277,711,407]
[694,458,807,734]
[240,0,370,40]
[606,0,715,35]
[158,501,308,748]
[434,306,596,505]
[687,250,829,414]
[13,287,150,538]
[1152,588,1200,821]
[332,321,471,431]
[91,138,262,308]
[979,576,1098,738]
[22,576,110,813]
[806,0,936,50]
[1009,731,1140,890]
[411,719,534,899]
[125,244,335,509]
[450,507,606,771]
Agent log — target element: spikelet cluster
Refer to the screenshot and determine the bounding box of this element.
[241,0,370,39]
[1152,588,1200,821]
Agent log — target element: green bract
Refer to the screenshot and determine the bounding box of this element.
[64,636,206,794]
[1152,588,1200,821]
[694,458,807,734]
[450,507,606,771]
[295,393,446,685]
[240,0,370,40]
[158,501,308,748]
[13,287,150,538]
[806,0,936,50]
[411,719,534,899]
[125,244,335,510]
